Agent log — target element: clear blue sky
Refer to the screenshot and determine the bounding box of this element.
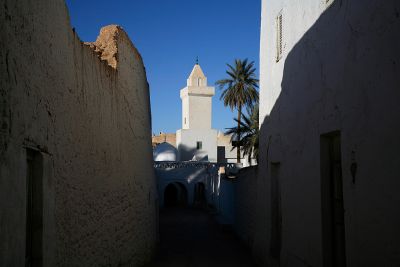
[65,0,261,134]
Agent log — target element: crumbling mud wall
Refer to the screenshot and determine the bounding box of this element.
[0,1,157,266]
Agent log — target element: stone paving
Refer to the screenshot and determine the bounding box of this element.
[147,208,257,267]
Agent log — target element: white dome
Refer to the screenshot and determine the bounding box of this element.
[153,142,178,162]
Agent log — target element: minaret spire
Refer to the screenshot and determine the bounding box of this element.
[195,56,199,65]
[187,62,207,87]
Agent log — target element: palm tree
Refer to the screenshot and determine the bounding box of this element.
[226,104,259,165]
[216,59,259,163]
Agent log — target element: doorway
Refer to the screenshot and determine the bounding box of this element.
[270,162,282,262]
[26,149,43,267]
[194,182,206,208]
[320,132,347,267]
[164,182,188,207]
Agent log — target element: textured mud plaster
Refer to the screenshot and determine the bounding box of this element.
[0,1,157,266]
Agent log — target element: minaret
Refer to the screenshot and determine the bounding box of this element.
[176,62,218,162]
[180,63,215,130]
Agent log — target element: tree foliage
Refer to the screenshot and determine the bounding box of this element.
[216,59,259,163]
[226,104,259,165]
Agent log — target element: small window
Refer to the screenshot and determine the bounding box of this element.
[276,11,283,62]
[196,141,202,150]
[184,117,186,125]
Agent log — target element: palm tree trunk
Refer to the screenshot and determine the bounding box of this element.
[248,152,252,166]
[237,106,241,163]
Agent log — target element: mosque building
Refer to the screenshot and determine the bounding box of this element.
[152,63,253,165]
[152,63,251,211]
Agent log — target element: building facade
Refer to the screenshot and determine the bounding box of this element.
[0,1,157,266]
[153,64,249,213]
[152,132,177,148]
[176,63,218,162]
[250,0,400,266]
[154,63,254,165]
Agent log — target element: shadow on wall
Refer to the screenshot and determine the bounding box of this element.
[193,182,207,208]
[257,0,400,266]
[178,144,208,162]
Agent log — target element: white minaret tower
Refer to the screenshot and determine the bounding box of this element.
[181,63,214,129]
[176,62,218,162]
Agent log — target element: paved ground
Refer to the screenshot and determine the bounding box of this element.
[146,207,257,267]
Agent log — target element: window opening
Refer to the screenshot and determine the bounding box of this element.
[196,141,202,150]
[276,12,283,62]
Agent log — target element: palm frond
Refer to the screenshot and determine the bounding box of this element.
[216,59,259,163]
[224,103,259,164]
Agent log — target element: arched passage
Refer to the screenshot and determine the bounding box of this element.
[194,182,206,208]
[164,182,188,207]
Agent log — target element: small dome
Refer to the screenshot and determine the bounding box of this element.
[153,142,178,162]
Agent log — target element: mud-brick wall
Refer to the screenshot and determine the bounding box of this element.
[0,0,157,266]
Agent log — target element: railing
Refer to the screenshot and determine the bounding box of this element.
[153,161,239,170]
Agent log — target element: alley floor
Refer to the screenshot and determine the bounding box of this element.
[147,207,257,267]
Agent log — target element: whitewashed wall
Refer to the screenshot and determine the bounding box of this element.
[177,129,218,162]
[256,0,400,266]
[233,166,258,248]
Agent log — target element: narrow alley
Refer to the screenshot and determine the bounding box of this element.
[148,208,257,267]
[2,0,400,266]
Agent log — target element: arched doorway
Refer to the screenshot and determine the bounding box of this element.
[194,182,206,208]
[164,182,188,207]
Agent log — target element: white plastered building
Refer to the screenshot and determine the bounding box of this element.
[176,63,218,162]
[248,0,400,266]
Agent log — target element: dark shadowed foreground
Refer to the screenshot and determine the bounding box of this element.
[147,208,257,267]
